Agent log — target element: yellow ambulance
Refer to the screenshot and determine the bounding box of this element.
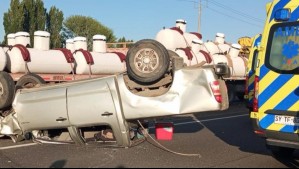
[251,0,299,155]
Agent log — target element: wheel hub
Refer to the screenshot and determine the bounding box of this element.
[134,48,159,74]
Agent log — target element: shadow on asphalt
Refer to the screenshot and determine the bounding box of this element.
[191,101,271,154]
[273,153,299,168]
[192,101,299,167]
[49,160,67,168]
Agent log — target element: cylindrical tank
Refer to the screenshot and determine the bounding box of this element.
[202,41,221,55]
[34,31,50,51]
[184,32,202,45]
[175,40,209,66]
[176,19,187,33]
[66,39,75,53]
[7,33,16,46]
[15,32,30,47]
[74,51,126,75]
[74,37,87,50]
[229,44,242,57]
[218,43,231,54]
[229,44,247,77]
[93,35,107,53]
[0,47,7,71]
[156,28,187,51]
[215,33,231,54]
[8,47,73,74]
[210,54,229,65]
[215,33,225,44]
[191,39,203,53]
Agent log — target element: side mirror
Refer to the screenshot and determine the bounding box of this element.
[215,63,230,78]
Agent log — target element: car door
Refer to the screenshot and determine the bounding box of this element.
[66,77,122,127]
[14,87,70,131]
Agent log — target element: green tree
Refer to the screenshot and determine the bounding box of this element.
[3,0,25,44]
[64,15,116,50]
[47,7,64,48]
[116,37,134,48]
[23,0,47,45]
[3,0,63,48]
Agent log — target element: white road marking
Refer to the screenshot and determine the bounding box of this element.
[150,114,248,129]
[0,143,38,150]
[175,114,248,126]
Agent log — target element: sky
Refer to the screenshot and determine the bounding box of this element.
[0,0,271,44]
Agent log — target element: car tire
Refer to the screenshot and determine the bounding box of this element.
[126,39,170,84]
[15,73,45,91]
[0,71,15,110]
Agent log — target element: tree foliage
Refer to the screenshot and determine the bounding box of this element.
[3,0,63,48]
[47,7,64,48]
[3,0,25,44]
[64,15,116,50]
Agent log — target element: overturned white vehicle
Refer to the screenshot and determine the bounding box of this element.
[0,39,230,147]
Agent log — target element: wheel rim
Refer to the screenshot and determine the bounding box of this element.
[134,48,159,74]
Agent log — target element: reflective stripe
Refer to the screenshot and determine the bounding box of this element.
[274,91,299,110]
[260,114,275,129]
[289,7,299,22]
[259,74,293,107]
[260,65,270,80]
[280,125,298,133]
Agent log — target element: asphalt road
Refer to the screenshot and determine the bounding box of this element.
[1,102,299,168]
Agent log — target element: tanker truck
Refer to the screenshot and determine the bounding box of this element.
[0,31,127,113]
[156,19,249,102]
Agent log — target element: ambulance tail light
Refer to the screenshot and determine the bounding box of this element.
[253,76,259,112]
[210,81,222,103]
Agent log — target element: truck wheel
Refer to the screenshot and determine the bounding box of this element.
[227,84,235,103]
[16,74,45,91]
[126,39,170,84]
[0,72,15,110]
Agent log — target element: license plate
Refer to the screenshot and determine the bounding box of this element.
[274,115,299,126]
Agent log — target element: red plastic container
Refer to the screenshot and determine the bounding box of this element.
[155,122,174,140]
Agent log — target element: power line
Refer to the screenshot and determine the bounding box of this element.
[206,0,265,23]
[206,6,264,28]
[176,0,264,24]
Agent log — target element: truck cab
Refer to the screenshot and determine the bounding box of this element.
[251,0,299,155]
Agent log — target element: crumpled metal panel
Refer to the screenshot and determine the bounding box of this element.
[119,67,224,120]
[0,113,23,142]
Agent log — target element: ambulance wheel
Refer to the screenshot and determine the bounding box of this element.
[0,72,15,110]
[267,145,295,157]
[126,39,170,84]
[16,74,45,91]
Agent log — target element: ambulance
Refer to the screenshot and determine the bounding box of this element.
[251,0,299,155]
[245,34,262,110]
